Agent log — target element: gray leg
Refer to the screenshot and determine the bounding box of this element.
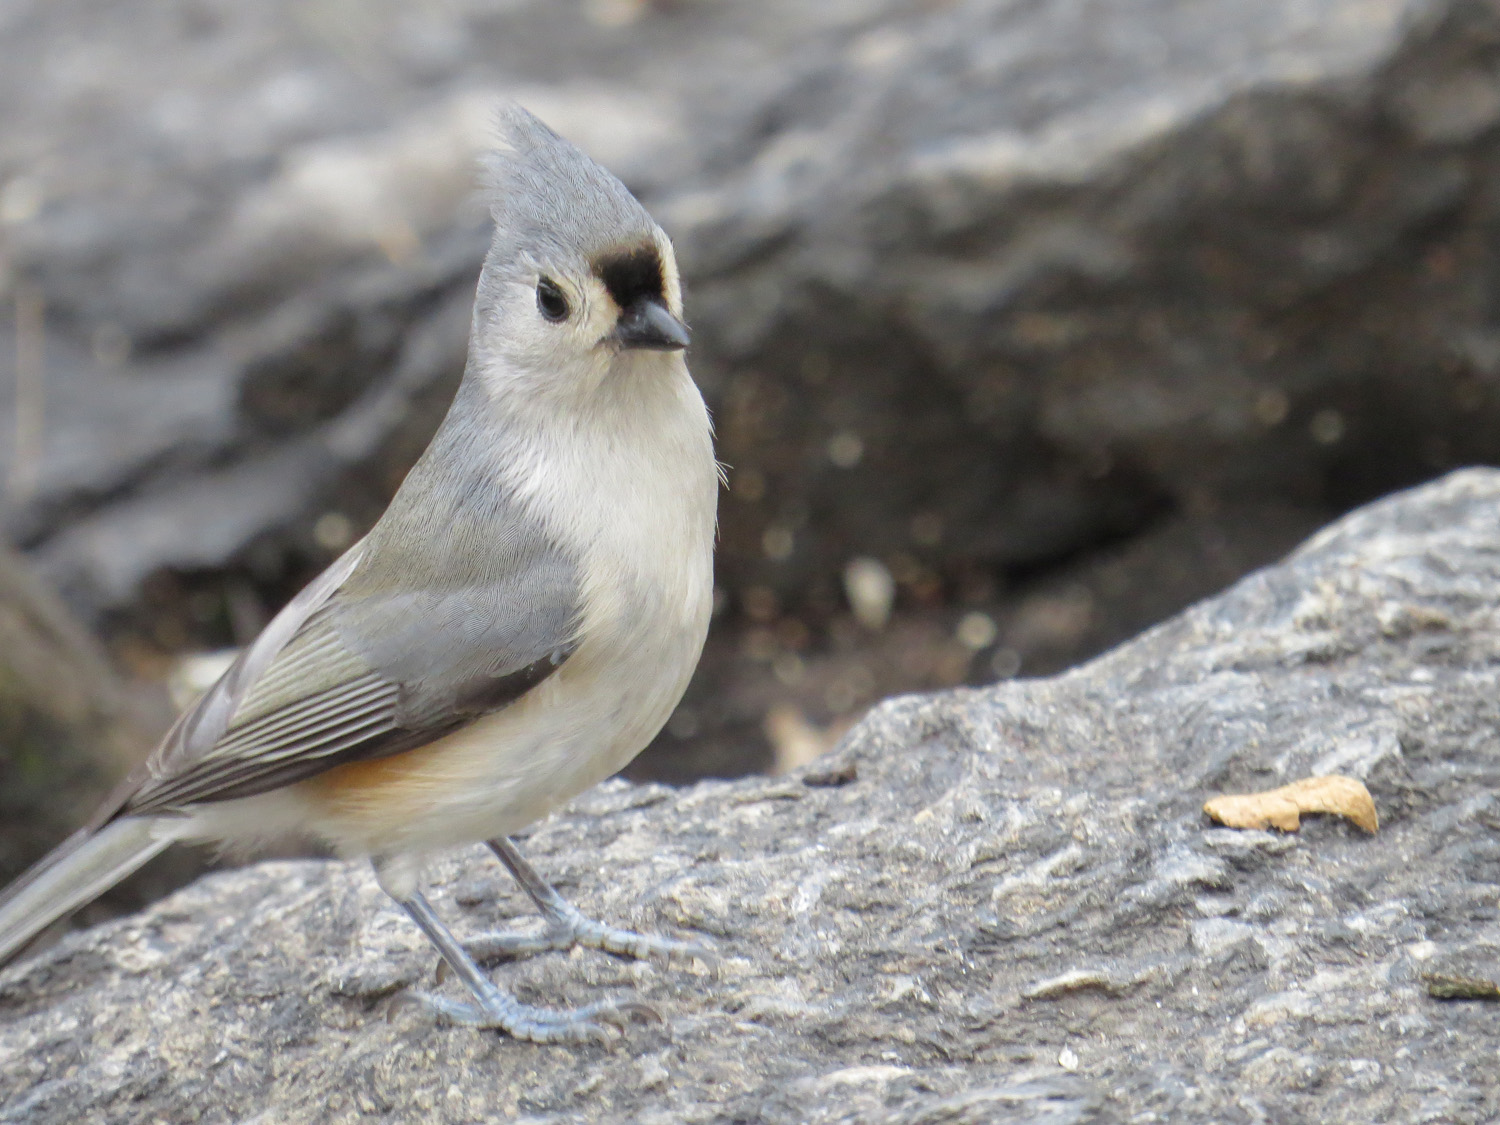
[462,837,713,966]
[376,860,654,1043]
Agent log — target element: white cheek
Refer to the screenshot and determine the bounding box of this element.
[653,231,683,316]
[470,276,623,404]
[504,283,581,355]
[579,282,617,340]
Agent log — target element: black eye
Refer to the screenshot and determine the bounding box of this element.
[536,277,570,322]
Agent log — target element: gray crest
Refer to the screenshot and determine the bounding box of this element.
[479,103,660,273]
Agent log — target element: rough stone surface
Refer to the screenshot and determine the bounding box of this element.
[14,0,1500,779]
[3,469,1497,1123]
[0,0,1495,621]
[0,543,167,886]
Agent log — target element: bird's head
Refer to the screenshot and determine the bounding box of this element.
[468,104,689,407]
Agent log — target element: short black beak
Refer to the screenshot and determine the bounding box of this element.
[612,298,691,351]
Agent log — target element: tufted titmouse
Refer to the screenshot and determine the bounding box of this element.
[0,105,719,1043]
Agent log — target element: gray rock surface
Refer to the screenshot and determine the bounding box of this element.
[16,0,1500,785]
[5,0,1500,630]
[0,542,166,886]
[3,468,1497,1123]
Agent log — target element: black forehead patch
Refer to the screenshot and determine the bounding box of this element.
[595,245,664,310]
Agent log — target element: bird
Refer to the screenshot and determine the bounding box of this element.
[0,104,720,1044]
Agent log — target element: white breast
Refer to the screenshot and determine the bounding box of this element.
[381,361,714,852]
[436,359,718,843]
[551,358,719,757]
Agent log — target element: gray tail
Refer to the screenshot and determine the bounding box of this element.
[0,818,180,967]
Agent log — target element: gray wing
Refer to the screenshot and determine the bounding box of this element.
[103,525,581,821]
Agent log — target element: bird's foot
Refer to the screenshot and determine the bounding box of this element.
[475,836,716,968]
[464,900,714,967]
[401,979,659,1044]
[382,884,661,1043]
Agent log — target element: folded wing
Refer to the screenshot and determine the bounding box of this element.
[101,527,581,821]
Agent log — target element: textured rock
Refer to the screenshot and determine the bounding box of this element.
[0,543,166,885]
[4,0,1500,624]
[14,0,1500,779]
[3,469,1497,1123]
[677,0,1500,615]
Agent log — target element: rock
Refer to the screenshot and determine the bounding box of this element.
[0,543,197,935]
[10,0,1500,782]
[0,542,163,882]
[3,468,1497,1123]
[6,0,1500,644]
[678,0,1500,614]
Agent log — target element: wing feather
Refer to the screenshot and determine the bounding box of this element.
[98,499,583,824]
[207,673,395,762]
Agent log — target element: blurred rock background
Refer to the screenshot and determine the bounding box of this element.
[2,0,1499,888]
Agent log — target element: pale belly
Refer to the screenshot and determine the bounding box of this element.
[242,574,710,858]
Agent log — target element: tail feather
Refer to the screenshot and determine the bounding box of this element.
[0,818,180,967]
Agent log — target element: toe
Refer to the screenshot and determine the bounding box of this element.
[584,999,661,1029]
[395,987,656,1045]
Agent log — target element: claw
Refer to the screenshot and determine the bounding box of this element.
[639,935,718,971]
[598,999,662,1026]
